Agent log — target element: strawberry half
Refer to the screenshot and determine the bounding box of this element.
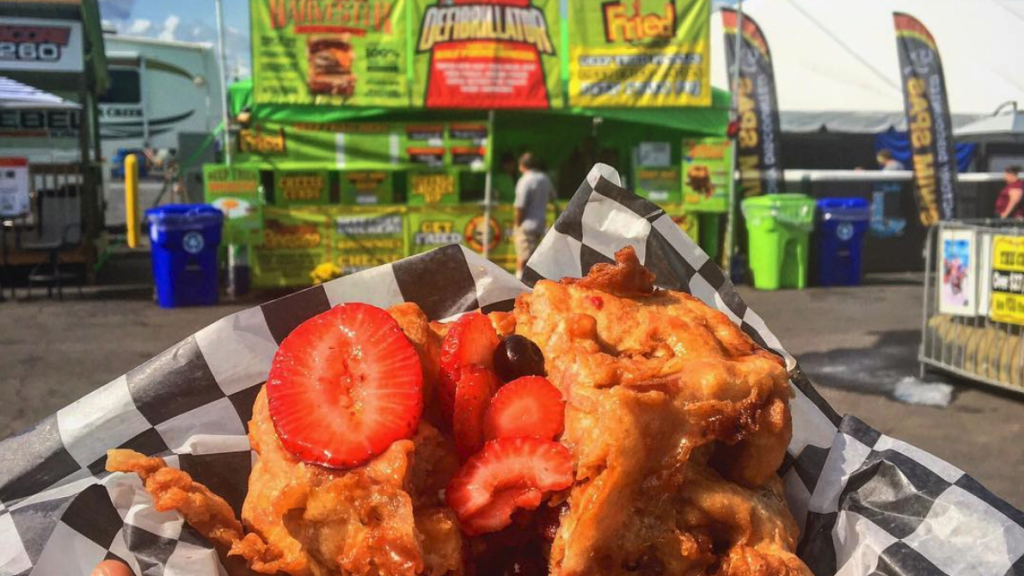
[266,303,424,469]
[484,376,565,442]
[439,312,500,417]
[453,366,501,459]
[446,437,574,536]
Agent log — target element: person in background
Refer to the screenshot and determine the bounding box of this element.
[996,166,1024,219]
[876,148,904,171]
[514,152,554,278]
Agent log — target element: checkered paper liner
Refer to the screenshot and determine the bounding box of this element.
[2,165,1023,576]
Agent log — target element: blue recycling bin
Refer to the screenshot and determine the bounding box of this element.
[815,198,871,286]
[146,204,223,308]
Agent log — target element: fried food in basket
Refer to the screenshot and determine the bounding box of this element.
[108,247,809,576]
[515,247,805,575]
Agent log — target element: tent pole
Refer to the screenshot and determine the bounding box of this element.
[723,0,744,274]
[215,0,232,167]
[482,109,495,260]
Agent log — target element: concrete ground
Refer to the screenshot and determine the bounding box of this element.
[0,272,1021,510]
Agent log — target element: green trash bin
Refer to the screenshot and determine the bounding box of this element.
[741,194,816,290]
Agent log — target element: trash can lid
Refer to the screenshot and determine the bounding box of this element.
[817,198,870,210]
[145,204,223,224]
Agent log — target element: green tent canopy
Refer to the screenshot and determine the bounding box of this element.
[227,79,730,137]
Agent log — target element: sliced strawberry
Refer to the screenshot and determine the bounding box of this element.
[453,366,500,459]
[484,376,565,442]
[266,303,424,469]
[439,312,500,417]
[446,437,574,536]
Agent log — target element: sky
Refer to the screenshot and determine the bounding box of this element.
[98,0,252,80]
[98,0,737,81]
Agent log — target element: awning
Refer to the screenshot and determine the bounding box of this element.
[0,76,81,110]
[955,110,1024,143]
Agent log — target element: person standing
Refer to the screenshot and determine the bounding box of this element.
[876,149,905,171]
[513,152,554,278]
[996,166,1024,219]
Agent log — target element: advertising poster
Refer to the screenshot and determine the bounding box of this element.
[0,17,83,73]
[412,0,562,109]
[407,205,513,271]
[202,164,263,244]
[0,157,30,217]
[408,171,459,205]
[236,120,489,172]
[635,168,681,204]
[682,137,731,212]
[274,170,330,205]
[894,13,958,226]
[721,8,783,197]
[567,0,710,108]
[250,0,410,107]
[334,206,407,273]
[938,229,977,316]
[989,235,1024,325]
[339,171,394,204]
[255,207,332,287]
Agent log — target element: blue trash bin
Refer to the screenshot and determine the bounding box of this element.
[815,198,871,286]
[146,204,223,308]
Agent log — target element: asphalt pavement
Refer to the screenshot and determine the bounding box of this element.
[0,272,1021,510]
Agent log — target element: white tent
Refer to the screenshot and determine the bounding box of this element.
[710,0,1024,134]
[0,76,79,110]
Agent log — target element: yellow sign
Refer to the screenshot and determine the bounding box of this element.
[409,172,458,204]
[990,236,1024,325]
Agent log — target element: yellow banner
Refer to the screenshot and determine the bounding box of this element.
[989,236,1024,325]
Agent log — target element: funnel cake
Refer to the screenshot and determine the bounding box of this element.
[514,247,809,576]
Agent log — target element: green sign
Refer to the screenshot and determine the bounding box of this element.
[274,170,330,205]
[334,206,407,273]
[682,137,732,213]
[411,0,563,109]
[567,0,711,108]
[250,0,410,107]
[236,120,490,172]
[340,171,394,205]
[408,171,460,205]
[663,203,699,242]
[203,164,264,244]
[635,168,681,204]
[255,207,332,287]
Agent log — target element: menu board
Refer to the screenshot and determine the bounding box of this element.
[566,0,710,107]
[0,157,30,217]
[408,171,459,205]
[682,137,731,213]
[236,120,490,172]
[989,235,1024,325]
[274,170,330,205]
[635,168,681,204]
[339,171,394,205]
[334,207,408,273]
[250,0,410,107]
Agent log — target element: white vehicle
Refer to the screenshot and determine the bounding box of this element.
[99,32,223,164]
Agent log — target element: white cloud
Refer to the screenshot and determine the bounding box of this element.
[157,15,181,41]
[126,18,152,35]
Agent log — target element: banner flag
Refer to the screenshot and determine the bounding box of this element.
[894,12,958,225]
[721,8,783,197]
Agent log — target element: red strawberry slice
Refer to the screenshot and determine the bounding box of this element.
[452,366,500,459]
[266,303,424,469]
[439,312,500,417]
[446,437,574,536]
[484,376,565,442]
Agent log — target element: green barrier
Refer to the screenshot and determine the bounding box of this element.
[741,194,816,290]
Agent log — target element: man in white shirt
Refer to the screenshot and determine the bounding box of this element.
[513,152,554,278]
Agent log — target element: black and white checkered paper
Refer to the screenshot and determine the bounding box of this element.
[2,165,1022,576]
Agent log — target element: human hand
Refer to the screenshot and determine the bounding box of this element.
[91,559,132,576]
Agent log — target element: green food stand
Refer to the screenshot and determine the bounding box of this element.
[206,0,731,290]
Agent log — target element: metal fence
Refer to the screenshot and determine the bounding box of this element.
[920,219,1024,395]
